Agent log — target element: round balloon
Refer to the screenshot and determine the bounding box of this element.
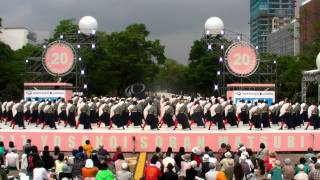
[225,42,259,77]
[78,16,98,35]
[42,41,76,76]
[204,17,224,36]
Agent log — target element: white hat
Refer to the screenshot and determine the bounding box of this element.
[122,162,129,170]
[190,160,197,168]
[203,154,210,162]
[85,159,94,168]
[239,146,246,152]
[241,151,249,158]
[192,147,201,155]
[224,152,232,158]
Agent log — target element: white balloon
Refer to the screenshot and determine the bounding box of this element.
[204,17,224,36]
[316,52,320,70]
[78,16,98,35]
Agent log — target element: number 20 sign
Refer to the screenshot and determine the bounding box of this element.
[42,41,76,76]
[225,42,259,77]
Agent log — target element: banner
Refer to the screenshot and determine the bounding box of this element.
[228,90,275,105]
[24,90,67,101]
[0,131,317,152]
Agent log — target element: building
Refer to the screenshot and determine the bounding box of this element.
[250,0,295,54]
[267,19,300,56]
[0,27,37,50]
[299,0,320,51]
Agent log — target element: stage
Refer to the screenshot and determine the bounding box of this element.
[0,123,319,152]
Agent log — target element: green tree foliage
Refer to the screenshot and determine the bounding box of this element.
[155,59,188,94]
[187,39,223,96]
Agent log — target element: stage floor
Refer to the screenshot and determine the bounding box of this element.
[0,123,319,152]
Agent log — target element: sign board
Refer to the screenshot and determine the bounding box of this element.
[225,42,259,77]
[24,90,72,101]
[42,41,76,76]
[227,90,275,105]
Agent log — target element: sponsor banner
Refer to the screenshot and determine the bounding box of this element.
[0,131,317,152]
[24,90,66,101]
[228,90,275,105]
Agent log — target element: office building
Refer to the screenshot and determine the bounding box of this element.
[0,27,37,50]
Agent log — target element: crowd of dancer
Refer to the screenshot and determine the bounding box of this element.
[0,95,319,130]
[1,139,320,180]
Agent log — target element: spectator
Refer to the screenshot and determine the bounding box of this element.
[82,159,99,179]
[294,164,308,180]
[309,163,320,180]
[23,139,31,153]
[264,152,278,173]
[41,146,54,170]
[5,148,19,171]
[305,147,316,164]
[234,163,244,180]
[91,150,100,167]
[144,155,161,180]
[71,153,85,178]
[241,151,254,171]
[0,141,5,164]
[295,157,310,174]
[179,153,192,178]
[317,153,320,164]
[239,156,250,178]
[116,162,134,180]
[55,153,67,177]
[82,140,93,158]
[53,146,61,160]
[309,157,318,172]
[113,146,122,161]
[27,146,41,176]
[283,158,295,180]
[257,143,268,175]
[217,143,227,161]
[76,146,87,160]
[162,150,176,173]
[8,141,15,153]
[200,154,211,178]
[205,163,227,180]
[186,160,199,180]
[162,163,178,180]
[59,164,73,180]
[95,163,115,180]
[268,160,283,180]
[220,152,235,172]
[115,153,127,173]
[33,160,49,180]
[191,147,202,167]
[97,145,109,159]
[21,147,30,173]
[174,147,185,169]
[155,147,164,160]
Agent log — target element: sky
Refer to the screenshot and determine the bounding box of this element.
[0,0,304,64]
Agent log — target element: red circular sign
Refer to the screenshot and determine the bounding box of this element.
[225,42,259,77]
[43,41,76,76]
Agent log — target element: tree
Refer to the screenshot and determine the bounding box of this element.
[155,59,188,94]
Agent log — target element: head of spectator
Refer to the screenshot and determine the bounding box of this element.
[192,147,201,156]
[85,140,90,145]
[209,162,216,170]
[166,147,173,157]
[220,143,227,150]
[26,139,31,145]
[275,160,281,168]
[203,154,210,163]
[30,145,38,154]
[190,160,197,169]
[224,152,232,159]
[298,164,304,172]
[182,154,191,162]
[35,160,44,168]
[226,144,232,152]
[307,147,314,153]
[0,141,4,148]
[167,163,174,172]
[121,162,129,171]
[150,155,158,165]
[178,147,185,155]
[116,146,122,153]
[284,158,291,166]
[54,146,60,156]
[85,159,94,168]
[260,143,266,150]
[299,157,307,165]
[57,153,65,162]
[8,141,14,149]
[117,153,125,160]
[269,152,277,158]
[315,163,320,170]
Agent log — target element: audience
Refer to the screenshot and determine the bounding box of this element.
[1,139,320,180]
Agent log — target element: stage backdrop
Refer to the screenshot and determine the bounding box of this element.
[0,131,318,152]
